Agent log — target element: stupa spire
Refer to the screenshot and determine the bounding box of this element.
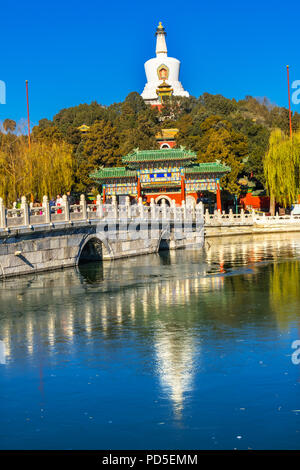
[155,22,167,56]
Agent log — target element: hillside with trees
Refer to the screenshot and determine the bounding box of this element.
[1,91,300,205]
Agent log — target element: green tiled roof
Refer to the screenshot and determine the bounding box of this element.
[185,162,231,174]
[91,167,137,180]
[122,148,197,164]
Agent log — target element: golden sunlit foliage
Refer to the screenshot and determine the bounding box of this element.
[0,134,74,205]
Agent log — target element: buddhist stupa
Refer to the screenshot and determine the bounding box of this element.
[141,22,189,106]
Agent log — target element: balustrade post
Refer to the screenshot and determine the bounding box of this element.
[138,197,143,219]
[229,208,233,223]
[43,195,50,223]
[197,201,204,214]
[96,194,103,219]
[205,208,210,224]
[111,195,118,219]
[62,195,70,221]
[196,202,203,224]
[0,198,7,229]
[80,194,87,220]
[181,199,187,221]
[171,199,176,222]
[161,199,167,219]
[241,208,245,223]
[150,198,156,220]
[21,196,30,226]
[125,196,131,219]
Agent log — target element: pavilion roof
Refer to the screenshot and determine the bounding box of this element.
[122,148,197,164]
[185,162,231,174]
[90,167,137,180]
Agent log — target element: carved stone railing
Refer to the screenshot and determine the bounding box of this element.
[204,208,255,226]
[0,195,204,231]
[204,208,300,226]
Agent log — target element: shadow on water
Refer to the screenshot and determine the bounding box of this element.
[158,250,172,265]
[77,262,104,284]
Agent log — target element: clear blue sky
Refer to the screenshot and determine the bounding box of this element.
[1,0,300,125]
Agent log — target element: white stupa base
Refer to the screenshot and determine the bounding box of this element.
[141,80,189,102]
[141,24,190,105]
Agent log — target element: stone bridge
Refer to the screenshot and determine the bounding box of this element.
[0,195,204,278]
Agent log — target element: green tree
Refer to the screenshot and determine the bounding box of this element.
[76,120,122,192]
[264,129,300,215]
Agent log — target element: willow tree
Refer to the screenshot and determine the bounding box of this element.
[0,136,74,205]
[25,140,74,201]
[264,129,300,215]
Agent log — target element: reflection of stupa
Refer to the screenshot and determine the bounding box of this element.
[154,326,196,417]
[141,22,189,106]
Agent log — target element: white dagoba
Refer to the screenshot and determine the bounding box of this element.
[141,22,189,105]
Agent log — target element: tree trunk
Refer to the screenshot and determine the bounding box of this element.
[270,194,275,216]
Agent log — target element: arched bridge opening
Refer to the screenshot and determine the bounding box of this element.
[78,237,103,265]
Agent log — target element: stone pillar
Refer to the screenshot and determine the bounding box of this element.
[96,194,103,219]
[181,199,186,219]
[161,198,167,219]
[197,201,204,214]
[0,198,7,229]
[196,202,203,222]
[80,194,87,220]
[205,208,210,224]
[138,197,144,219]
[241,208,245,223]
[150,198,156,219]
[21,196,29,226]
[229,208,234,223]
[112,195,118,218]
[125,196,131,219]
[62,195,70,221]
[43,195,50,223]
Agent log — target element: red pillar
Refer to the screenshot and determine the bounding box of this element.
[102,186,106,204]
[137,177,141,200]
[216,180,222,212]
[181,174,186,202]
[25,80,31,150]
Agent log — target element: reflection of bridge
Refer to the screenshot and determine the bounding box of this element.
[2,192,300,278]
[1,234,300,414]
[0,195,204,278]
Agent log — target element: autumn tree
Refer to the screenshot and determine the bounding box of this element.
[0,134,74,205]
[3,119,16,133]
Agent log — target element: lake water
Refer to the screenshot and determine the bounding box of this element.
[0,233,300,450]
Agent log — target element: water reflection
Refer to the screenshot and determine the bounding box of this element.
[1,233,300,421]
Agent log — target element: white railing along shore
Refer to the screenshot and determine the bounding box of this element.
[2,195,300,232]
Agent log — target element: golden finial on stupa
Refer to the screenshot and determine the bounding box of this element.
[158,21,163,29]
